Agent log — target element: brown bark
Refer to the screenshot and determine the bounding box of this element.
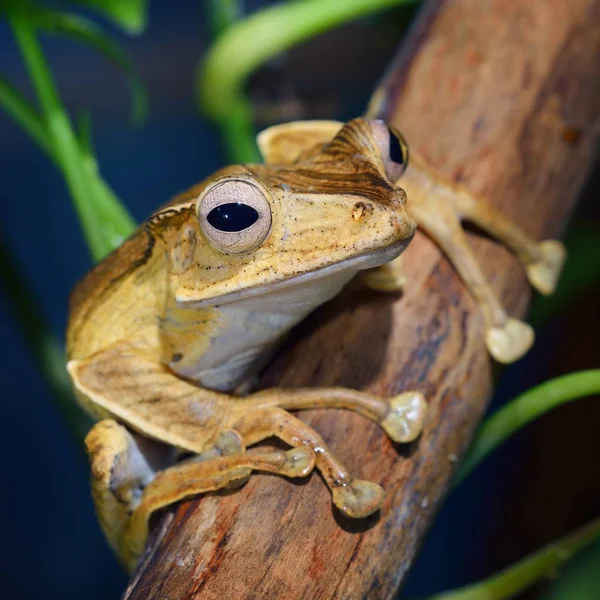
[123,1,600,598]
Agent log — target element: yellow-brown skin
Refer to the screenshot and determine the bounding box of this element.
[66,118,564,572]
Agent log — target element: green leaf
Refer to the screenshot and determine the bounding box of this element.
[57,0,149,34]
[31,8,148,125]
[75,110,137,254]
[0,74,53,156]
[412,518,600,600]
[539,539,600,600]
[453,370,600,488]
[207,0,243,37]
[9,12,135,261]
[198,0,419,162]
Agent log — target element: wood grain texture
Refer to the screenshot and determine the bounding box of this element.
[123,1,600,598]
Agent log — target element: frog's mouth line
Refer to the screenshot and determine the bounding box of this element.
[183,235,413,308]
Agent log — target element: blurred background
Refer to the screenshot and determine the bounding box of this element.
[0,2,598,599]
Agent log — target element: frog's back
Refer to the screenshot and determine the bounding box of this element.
[67,226,166,361]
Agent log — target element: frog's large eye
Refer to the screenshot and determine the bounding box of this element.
[197,179,272,254]
[369,119,409,182]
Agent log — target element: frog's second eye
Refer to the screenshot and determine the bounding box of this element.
[369,119,409,182]
[197,179,272,254]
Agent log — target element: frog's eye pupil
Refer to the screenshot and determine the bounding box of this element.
[207,202,259,232]
[388,128,405,165]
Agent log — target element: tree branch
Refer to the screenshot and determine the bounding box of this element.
[123,0,600,597]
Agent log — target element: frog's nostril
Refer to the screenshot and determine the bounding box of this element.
[352,202,373,221]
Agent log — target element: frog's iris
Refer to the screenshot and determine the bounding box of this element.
[207,202,259,232]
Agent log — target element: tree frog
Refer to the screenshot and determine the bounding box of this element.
[66,118,564,571]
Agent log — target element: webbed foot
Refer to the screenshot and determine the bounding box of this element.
[526,240,566,295]
[381,391,427,443]
[332,479,385,518]
[486,317,534,363]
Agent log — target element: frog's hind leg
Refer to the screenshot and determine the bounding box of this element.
[229,389,426,519]
[452,188,565,295]
[85,419,158,569]
[402,163,537,363]
[84,418,269,572]
[124,445,315,572]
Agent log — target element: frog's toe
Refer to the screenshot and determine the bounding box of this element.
[381,391,427,443]
[526,240,566,295]
[486,318,534,364]
[332,479,385,518]
[280,447,315,478]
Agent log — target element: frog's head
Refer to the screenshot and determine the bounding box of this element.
[169,118,416,306]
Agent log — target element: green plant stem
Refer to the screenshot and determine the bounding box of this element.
[453,370,600,487]
[10,13,108,259]
[207,0,243,37]
[414,518,600,600]
[0,75,135,255]
[197,0,417,162]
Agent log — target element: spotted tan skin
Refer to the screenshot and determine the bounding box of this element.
[259,120,565,363]
[67,118,428,572]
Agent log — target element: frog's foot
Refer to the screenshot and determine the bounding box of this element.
[526,240,566,295]
[361,256,407,292]
[381,391,427,443]
[486,317,534,364]
[332,479,385,518]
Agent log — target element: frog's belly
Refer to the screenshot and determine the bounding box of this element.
[172,269,356,391]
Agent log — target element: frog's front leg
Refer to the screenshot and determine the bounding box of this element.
[392,155,564,363]
[71,342,426,534]
[226,388,426,518]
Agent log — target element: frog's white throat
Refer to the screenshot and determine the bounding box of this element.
[172,239,409,392]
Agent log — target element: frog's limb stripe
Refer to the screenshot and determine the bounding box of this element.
[68,343,231,453]
[124,446,315,572]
